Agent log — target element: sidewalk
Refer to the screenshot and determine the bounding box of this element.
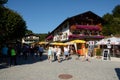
[0,53,120,80]
[111,57,120,62]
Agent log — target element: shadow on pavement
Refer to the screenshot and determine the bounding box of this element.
[0,64,9,69]
[16,53,48,65]
[0,53,48,69]
[115,68,120,80]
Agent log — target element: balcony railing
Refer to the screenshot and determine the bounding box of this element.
[68,34,104,39]
[76,25,100,31]
[70,25,101,31]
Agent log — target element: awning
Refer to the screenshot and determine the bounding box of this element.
[70,39,86,43]
[39,41,48,44]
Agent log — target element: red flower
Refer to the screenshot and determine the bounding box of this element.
[76,25,100,31]
[68,34,104,39]
[46,35,53,40]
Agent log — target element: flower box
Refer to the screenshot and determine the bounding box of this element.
[46,35,53,40]
[76,25,100,31]
[68,34,104,39]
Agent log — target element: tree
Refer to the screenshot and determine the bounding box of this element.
[0,6,27,43]
[102,5,120,36]
[36,33,48,41]
[25,29,33,35]
[0,0,8,5]
[102,13,114,35]
[102,13,113,24]
[112,5,120,18]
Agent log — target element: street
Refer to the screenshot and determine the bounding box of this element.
[0,53,120,80]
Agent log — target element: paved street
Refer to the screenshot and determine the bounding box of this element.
[0,53,120,80]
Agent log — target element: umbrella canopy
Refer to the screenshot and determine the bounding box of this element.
[50,42,65,46]
[96,37,120,45]
[70,40,86,43]
[107,37,120,45]
[96,39,107,45]
[64,42,74,45]
[39,41,48,45]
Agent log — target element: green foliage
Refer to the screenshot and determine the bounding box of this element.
[102,13,113,24]
[102,5,120,36]
[25,29,33,35]
[36,33,48,41]
[0,0,8,5]
[96,49,102,56]
[112,5,120,18]
[0,6,27,43]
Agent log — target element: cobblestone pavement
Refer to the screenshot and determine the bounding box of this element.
[0,53,120,80]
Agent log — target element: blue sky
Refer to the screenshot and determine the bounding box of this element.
[5,0,120,33]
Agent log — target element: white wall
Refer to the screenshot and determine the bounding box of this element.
[53,22,70,41]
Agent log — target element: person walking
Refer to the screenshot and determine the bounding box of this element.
[47,47,53,63]
[63,45,69,60]
[53,46,57,61]
[30,45,35,60]
[38,45,44,60]
[82,44,90,62]
[22,44,28,60]
[10,45,17,66]
[1,44,8,65]
[56,46,61,63]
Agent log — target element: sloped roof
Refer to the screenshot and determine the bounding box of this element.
[25,33,39,37]
[46,11,104,38]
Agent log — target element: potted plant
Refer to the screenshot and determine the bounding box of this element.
[96,48,102,59]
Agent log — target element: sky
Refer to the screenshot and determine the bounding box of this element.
[5,0,120,34]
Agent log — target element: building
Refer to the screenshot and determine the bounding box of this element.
[46,11,105,43]
[22,34,39,44]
